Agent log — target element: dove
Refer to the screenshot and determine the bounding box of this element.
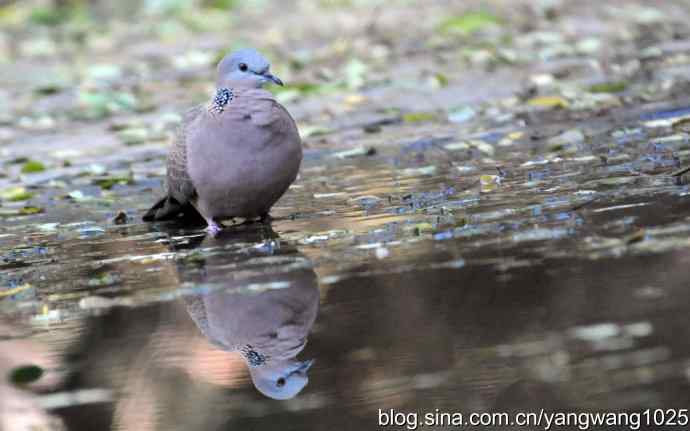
[143,48,302,235]
[183,265,319,400]
[176,226,319,400]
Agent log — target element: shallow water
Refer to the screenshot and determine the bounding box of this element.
[2,101,690,430]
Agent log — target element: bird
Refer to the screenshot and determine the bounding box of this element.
[183,262,319,400]
[143,48,302,235]
[171,224,319,400]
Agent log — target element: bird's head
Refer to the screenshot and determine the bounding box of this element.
[216,48,283,89]
[248,358,314,400]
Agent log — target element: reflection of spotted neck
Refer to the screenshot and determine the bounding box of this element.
[241,344,268,367]
[209,87,234,114]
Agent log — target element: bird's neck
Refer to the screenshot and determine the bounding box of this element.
[209,87,234,114]
[241,344,268,367]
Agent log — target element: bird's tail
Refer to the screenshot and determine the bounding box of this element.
[143,196,201,222]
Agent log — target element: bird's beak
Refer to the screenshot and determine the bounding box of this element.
[264,73,284,86]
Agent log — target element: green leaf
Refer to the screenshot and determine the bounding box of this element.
[588,81,627,94]
[29,7,71,26]
[432,73,449,88]
[403,112,438,123]
[0,187,34,202]
[93,176,133,190]
[8,365,44,385]
[19,206,44,215]
[21,160,46,174]
[438,11,501,35]
[205,0,236,9]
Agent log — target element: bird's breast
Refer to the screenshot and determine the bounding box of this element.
[187,112,302,219]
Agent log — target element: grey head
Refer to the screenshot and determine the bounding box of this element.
[216,48,283,88]
[249,358,314,400]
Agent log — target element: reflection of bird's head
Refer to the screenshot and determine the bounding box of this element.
[248,358,314,400]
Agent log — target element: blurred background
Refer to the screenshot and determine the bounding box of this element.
[3,0,690,156]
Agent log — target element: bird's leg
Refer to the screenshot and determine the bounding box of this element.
[205,218,223,236]
[194,202,226,236]
[259,212,272,223]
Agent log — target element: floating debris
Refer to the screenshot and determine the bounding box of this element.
[625,229,647,245]
[570,323,620,341]
[300,125,334,138]
[332,147,375,159]
[113,211,128,225]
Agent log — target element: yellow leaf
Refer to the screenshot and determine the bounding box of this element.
[0,283,32,298]
[480,175,501,192]
[527,96,569,109]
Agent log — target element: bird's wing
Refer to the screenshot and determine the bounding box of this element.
[182,294,227,350]
[166,105,202,205]
[227,88,300,139]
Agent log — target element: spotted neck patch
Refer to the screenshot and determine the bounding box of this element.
[241,344,268,367]
[209,87,234,114]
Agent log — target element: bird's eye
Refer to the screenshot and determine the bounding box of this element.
[276,378,286,387]
[239,63,248,72]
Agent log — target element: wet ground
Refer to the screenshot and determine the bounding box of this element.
[2,1,690,430]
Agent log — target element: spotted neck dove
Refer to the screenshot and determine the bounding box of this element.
[183,261,319,400]
[143,48,302,235]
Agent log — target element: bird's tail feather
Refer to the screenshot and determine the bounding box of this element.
[143,196,202,222]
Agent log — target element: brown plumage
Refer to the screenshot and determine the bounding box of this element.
[144,49,302,233]
[143,106,202,222]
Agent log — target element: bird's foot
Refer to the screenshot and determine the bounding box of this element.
[205,219,223,237]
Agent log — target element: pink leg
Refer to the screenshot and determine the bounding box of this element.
[205,219,223,236]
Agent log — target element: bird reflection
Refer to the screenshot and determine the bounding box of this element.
[174,223,319,400]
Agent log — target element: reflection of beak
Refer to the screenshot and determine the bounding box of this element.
[292,359,314,375]
[263,73,284,86]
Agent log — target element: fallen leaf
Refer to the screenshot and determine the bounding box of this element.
[403,112,438,123]
[21,160,46,174]
[588,81,627,94]
[0,187,34,202]
[438,11,501,35]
